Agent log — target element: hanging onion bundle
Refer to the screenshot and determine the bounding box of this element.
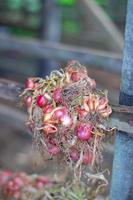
[20,61,113,185]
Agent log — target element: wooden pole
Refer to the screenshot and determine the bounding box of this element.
[109,0,133,199]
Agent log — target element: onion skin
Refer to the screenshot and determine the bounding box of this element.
[43,104,54,114]
[36,95,48,107]
[98,97,108,111]
[60,114,72,127]
[70,149,80,161]
[66,60,88,82]
[53,108,67,120]
[25,78,34,89]
[99,106,112,118]
[76,123,93,141]
[43,124,57,134]
[53,88,62,102]
[71,72,81,82]
[25,96,32,108]
[35,177,49,189]
[47,145,60,156]
[77,107,88,118]
[82,151,93,165]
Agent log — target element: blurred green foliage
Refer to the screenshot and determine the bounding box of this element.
[58,0,77,6]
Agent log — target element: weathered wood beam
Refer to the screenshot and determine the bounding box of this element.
[0,79,22,102]
[0,34,122,73]
[0,79,132,136]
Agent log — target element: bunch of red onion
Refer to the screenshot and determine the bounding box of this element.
[20,61,112,174]
[0,171,50,200]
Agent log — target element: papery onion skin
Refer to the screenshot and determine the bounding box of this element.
[76,123,93,141]
[43,104,54,114]
[98,97,108,111]
[36,95,48,107]
[53,107,67,120]
[53,87,62,103]
[43,124,57,134]
[25,78,35,89]
[71,72,81,82]
[25,96,32,108]
[60,114,72,127]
